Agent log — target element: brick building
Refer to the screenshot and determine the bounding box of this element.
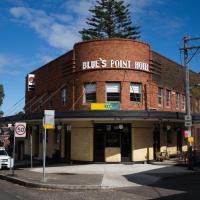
[1,38,200,162]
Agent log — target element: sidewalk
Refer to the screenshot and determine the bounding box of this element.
[0,161,199,190]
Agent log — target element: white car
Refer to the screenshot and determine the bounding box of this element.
[0,147,11,169]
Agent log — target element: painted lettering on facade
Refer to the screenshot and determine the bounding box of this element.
[82,58,149,72]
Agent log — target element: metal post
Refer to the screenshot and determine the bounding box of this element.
[12,132,16,176]
[42,118,47,182]
[184,36,193,170]
[30,133,33,168]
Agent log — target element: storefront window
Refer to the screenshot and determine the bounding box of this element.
[166,89,171,108]
[84,83,96,103]
[106,82,120,102]
[158,87,163,107]
[130,83,142,103]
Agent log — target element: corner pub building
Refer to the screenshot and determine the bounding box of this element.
[1,38,200,163]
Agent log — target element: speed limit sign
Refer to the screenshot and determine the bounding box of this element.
[14,122,26,138]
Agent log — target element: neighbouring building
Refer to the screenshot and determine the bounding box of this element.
[1,38,200,163]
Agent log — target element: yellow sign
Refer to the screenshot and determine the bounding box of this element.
[44,124,55,129]
[188,137,194,143]
[91,103,120,110]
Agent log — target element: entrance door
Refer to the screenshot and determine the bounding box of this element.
[177,128,182,152]
[121,125,131,162]
[64,129,71,161]
[153,125,160,159]
[94,125,105,162]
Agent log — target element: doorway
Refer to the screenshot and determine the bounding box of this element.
[153,125,160,159]
[64,129,71,161]
[177,128,182,152]
[94,125,105,162]
[121,125,132,162]
[93,124,131,162]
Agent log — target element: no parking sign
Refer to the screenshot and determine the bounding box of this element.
[14,122,26,138]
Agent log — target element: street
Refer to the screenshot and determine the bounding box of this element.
[0,172,200,200]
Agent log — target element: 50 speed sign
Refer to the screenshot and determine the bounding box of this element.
[14,122,26,138]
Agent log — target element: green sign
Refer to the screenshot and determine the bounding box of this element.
[91,103,120,110]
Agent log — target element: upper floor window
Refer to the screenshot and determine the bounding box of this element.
[84,83,96,103]
[61,88,67,105]
[158,87,163,107]
[176,92,180,110]
[182,95,186,111]
[106,82,120,102]
[130,83,142,103]
[166,89,171,108]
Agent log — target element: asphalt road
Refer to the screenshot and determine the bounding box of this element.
[0,172,200,200]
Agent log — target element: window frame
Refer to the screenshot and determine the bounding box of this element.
[166,89,171,108]
[61,88,67,106]
[84,83,96,103]
[106,82,121,102]
[158,87,163,107]
[176,92,180,110]
[130,82,142,103]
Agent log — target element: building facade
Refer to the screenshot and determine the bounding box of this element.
[1,38,200,163]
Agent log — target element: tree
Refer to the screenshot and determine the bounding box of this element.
[0,84,4,117]
[79,0,140,41]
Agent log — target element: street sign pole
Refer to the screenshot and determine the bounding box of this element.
[12,132,16,176]
[184,37,193,170]
[42,110,55,182]
[42,118,47,182]
[30,133,33,168]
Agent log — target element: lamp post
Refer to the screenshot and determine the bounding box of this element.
[181,36,200,170]
[183,37,193,170]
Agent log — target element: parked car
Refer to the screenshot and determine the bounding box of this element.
[0,147,11,168]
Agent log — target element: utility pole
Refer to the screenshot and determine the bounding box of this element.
[181,36,200,170]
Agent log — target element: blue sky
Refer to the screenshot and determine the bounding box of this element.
[0,0,200,116]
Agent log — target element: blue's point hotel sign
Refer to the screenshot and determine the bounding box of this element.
[82,58,149,72]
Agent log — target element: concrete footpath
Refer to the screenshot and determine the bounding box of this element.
[0,162,198,190]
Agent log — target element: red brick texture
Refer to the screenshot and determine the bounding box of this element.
[25,38,200,114]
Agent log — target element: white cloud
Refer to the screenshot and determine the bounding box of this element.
[0,55,21,75]
[0,55,9,66]
[0,53,41,76]
[10,6,81,50]
[9,0,183,50]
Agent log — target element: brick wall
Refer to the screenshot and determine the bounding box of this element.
[25,38,200,114]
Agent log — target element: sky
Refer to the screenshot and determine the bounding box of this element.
[0,0,200,116]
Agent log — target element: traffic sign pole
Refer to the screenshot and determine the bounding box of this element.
[12,133,15,176]
[42,118,47,182]
[12,122,26,176]
[30,133,33,168]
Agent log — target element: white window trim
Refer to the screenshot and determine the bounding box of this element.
[84,83,96,103]
[106,82,120,102]
[130,83,142,103]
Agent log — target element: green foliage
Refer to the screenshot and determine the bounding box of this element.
[0,84,4,106]
[0,84,4,117]
[80,0,140,41]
